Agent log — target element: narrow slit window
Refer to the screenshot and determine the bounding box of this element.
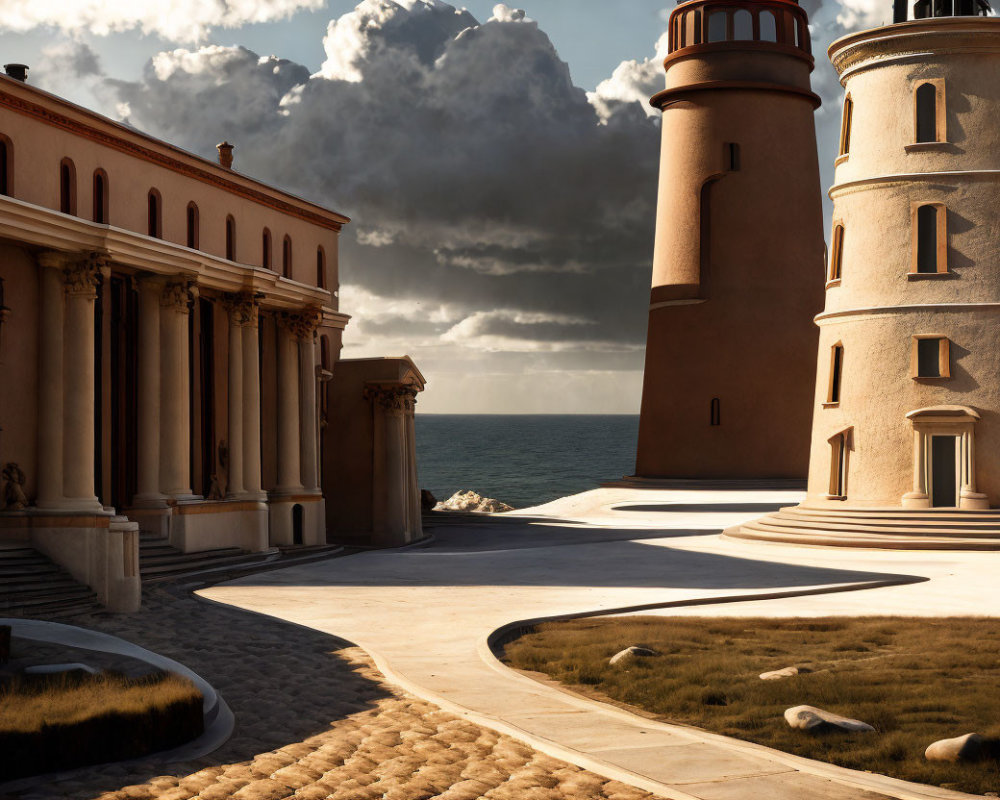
[187,202,199,249]
[225,216,236,261]
[147,189,161,238]
[710,398,721,427]
[282,236,292,279]
[317,246,326,288]
[828,344,844,404]
[839,96,853,157]
[915,204,945,274]
[726,143,740,172]
[60,158,76,215]
[829,433,848,498]
[0,137,10,196]
[915,82,940,143]
[829,224,844,282]
[262,229,272,269]
[93,170,108,224]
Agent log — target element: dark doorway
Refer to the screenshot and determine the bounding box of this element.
[106,276,138,510]
[931,435,958,508]
[292,504,304,546]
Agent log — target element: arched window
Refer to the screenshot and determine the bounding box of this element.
[914,203,946,274]
[707,10,727,42]
[0,135,12,196]
[147,189,162,238]
[829,223,845,282]
[262,229,272,269]
[186,202,199,249]
[316,246,326,288]
[225,215,236,261]
[60,158,76,215]
[828,343,844,404]
[733,9,752,39]
[282,235,292,279]
[92,169,108,224]
[839,96,853,157]
[915,82,941,143]
[829,430,850,499]
[321,335,330,370]
[710,398,721,427]
[759,10,777,41]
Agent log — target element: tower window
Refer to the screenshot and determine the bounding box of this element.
[829,224,845,283]
[707,11,727,42]
[710,398,721,427]
[915,81,944,143]
[913,336,950,379]
[317,246,327,288]
[262,228,272,269]
[225,215,236,261]
[60,157,76,215]
[726,143,740,172]
[829,431,849,499]
[759,10,777,41]
[93,169,108,224]
[839,96,853,157]
[0,136,11,196]
[282,236,292,279]
[147,189,161,238]
[913,203,947,274]
[187,202,199,249]
[827,344,844,404]
[733,9,752,39]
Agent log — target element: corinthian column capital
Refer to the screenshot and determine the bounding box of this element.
[161,279,195,313]
[64,252,106,297]
[223,291,260,328]
[364,385,419,414]
[278,307,322,341]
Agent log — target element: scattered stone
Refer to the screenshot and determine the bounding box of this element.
[925,733,984,762]
[433,491,514,513]
[609,647,658,666]
[420,489,437,512]
[760,666,810,680]
[784,705,875,733]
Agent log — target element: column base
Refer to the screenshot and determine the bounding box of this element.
[960,490,990,510]
[270,486,306,498]
[36,497,106,513]
[131,493,170,509]
[902,492,931,509]
[228,491,269,503]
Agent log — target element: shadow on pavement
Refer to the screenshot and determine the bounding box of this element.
[610,503,791,514]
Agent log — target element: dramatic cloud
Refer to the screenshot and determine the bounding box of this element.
[23,0,885,411]
[0,0,325,43]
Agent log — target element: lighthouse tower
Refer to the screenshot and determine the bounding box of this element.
[734,0,1000,548]
[634,0,826,479]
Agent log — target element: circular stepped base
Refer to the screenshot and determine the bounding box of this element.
[727,505,1000,550]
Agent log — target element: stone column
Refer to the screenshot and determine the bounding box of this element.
[367,385,418,541]
[225,296,245,499]
[299,331,320,493]
[62,254,103,510]
[903,429,930,508]
[242,299,264,500]
[159,279,194,499]
[275,313,303,493]
[35,252,67,509]
[134,275,165,505]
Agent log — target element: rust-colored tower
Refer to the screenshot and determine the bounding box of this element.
[634,0,826,479]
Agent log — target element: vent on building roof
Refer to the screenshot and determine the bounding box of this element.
[3,64,28,82]
[217,141,234,169]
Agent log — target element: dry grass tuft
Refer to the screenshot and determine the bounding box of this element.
[503,616,1000,796]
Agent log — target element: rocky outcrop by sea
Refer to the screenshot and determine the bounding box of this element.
[434,491,514,513]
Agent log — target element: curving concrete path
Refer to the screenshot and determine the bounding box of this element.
[200,484,1000,800]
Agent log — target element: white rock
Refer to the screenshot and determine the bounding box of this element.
[925,733,984,762]
[433,491,514,513]
[609,646,658,666]
[784,705,875,733]
[760,666,801,680]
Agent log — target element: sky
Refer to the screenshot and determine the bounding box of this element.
[0,0,891,413]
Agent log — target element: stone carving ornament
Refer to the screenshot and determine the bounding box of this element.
[224,292,260,328]
[63,252,106,297]
[161,279,195,313]
[0,462,28,511]
[365,386,419,414]
[278,307,322,341]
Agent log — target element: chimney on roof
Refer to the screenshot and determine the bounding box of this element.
[4,64,28,82]
[217,141,234,169]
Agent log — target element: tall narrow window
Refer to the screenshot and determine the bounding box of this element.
[828,343,844,404]
[186,202,199,249]
[759,10,777,41]
[93,169,108,224]
[829,432,848,498]
[147,189,162,238]
[60,158,76,215]
[225,215,236,261]
[733,9,752,39]
[839,96,853,157]
[915,82,941,143]
[914,203,946,274]
[0,136,11,196]
[710,398,721,427]
[316,246,326,288]
[913,336,950,379]
[262,228,272,269]
[282,236,292,279]
[707,11,727,41]
[829,224,844,282]
[726,143,740,172]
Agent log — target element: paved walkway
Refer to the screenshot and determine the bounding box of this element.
[200,485,1000,800]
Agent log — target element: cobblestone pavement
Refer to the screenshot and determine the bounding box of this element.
[4,583,662,800]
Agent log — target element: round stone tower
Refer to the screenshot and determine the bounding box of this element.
[634,0,825,479]
[734,2,1000,547]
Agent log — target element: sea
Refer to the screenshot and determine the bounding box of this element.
[414,414,640,510]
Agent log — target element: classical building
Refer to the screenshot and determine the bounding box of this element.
[734,0,1000,548]
[634,0,826,479]
[0,66,424,610]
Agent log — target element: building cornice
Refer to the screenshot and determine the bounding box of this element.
[830,169,1000,199]
[651,80,820,110]
[0,193,338,312]
[817,302,1000,323]
[0,75,349,232]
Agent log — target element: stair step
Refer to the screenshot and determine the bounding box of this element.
[141,552,270,578]
[139,547,244,566]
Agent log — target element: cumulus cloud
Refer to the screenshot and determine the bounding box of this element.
[0,0,325,43]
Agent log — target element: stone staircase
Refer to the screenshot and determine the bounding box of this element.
[139,532,280,583]
[0,544,100,617]
[729,505,1000,550]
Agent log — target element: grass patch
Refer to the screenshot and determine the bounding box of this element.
[0,670,204,780]
[502,616,1000,795]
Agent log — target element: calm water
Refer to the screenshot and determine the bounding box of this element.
[415,414,640,509]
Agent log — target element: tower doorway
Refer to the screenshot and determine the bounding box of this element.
[930,435,959,508]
